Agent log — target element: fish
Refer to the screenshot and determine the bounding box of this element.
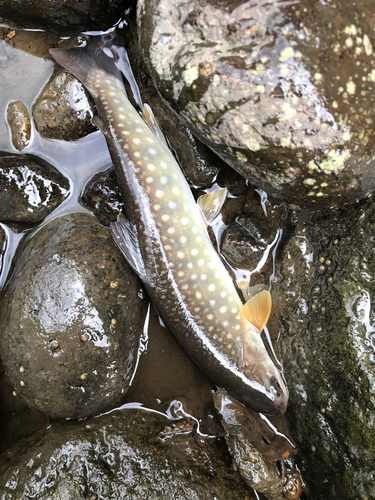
[50,38,288,416]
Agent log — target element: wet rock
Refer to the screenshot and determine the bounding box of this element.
[0,408,252,499]
[214,389,302,500]
[33,66,97,141]
[221,215,275,270]
[125,24,224,189]
[0,153,69,224]
[273,197,375,499]
[0,212,146,419]
[81,167,124,226]
[0,0,134,36]
[138,0,375,209]
[6,100,31,150]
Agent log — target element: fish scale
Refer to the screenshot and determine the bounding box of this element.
[50,41,287,415]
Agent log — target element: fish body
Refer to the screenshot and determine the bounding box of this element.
[50,41,287,415]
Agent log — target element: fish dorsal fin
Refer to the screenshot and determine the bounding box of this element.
[142,104,169,147]
[240,290,272,333]
[197,187,227,225]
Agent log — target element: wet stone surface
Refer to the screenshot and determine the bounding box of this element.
[33,66,97,141]
[0,0,134,35]
[221,215,276,270]
[0,153,69,224]
[273,197,375,499]
[6,100,31,151]
[0,408,253,499]
[138,0,375,209]
[0,212,146,419]
[81,167,124,227]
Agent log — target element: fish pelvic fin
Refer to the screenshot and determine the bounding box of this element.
[240,290,272,333]
[50,38,124,95]
[197,187,227,225]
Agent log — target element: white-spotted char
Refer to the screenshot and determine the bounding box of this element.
[50,40,287,415]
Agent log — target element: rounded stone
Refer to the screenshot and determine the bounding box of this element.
[0,212,145,419]
[138,0,375,209]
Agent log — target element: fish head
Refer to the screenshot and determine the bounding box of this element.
[241,334,288,415]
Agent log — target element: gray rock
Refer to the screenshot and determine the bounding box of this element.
[33,66,97,141]
[0,212,146,419]
[0,408,253,499]
[6,100,31,151]
[273,197,375,499]
[138,0,375,210]
[81,167,124,227]
[0,153,69,224]
[214,389,303,500]
[0,0,134,35]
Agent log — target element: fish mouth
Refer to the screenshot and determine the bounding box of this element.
[268,374,288,415]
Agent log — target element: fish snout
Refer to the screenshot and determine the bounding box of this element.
[268,373,288,415]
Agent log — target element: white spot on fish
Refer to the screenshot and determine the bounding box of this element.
[133,138,140,144]
[181,217,189,225]
[208,284,215,291]
[220,306,227,314]
[178,271,185,277]
[198,259,204,266]
[148,164,156,171]
[169,201,176,209]
[154,204,161,210]
[173,187,179,195]
[231,308,237,313]
[177,251,185,259]
[162,214,170,221]
[161,161,167,168]
[196,237,202,243]
[180,236,187,244]
[156,190,164,198]
[161,176,168,184]
[191,249,198,255]
[149,148,157,155]
[207,314,214,320]
[135,127,143,133]
[146,177,153,183]
[168,227,175,234]
[221,292,227,298]
[196,291,202,299]
[201,274,207,280]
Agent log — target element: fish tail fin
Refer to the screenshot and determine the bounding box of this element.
[50,38,124,95]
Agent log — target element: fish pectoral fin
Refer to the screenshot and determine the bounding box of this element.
[92,115,105,134]
[237,282,268,302]
[110,213,147,281]
[197,187,227,225]
[240,290,272,333]
[142,104,169,147]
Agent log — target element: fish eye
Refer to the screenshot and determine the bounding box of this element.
[269,376,282,396]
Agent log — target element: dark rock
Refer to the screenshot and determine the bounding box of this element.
[33,66,96,141]
[214,389,302,500]
[6,100,31,150]
[138,0,375,209]
[0,153,69,224]
[0,212,146,419]
[0,0,134,36]
[81,167,124,226]
[125,23,224,189]
[273,197,375,499]
[221,215,275,270]
[0,408,253,499]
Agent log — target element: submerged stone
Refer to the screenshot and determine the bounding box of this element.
[33,66,96,141]
[273,197,375,499]
[0,153,69,224]
[0,408,252,499]
[6,100,31,151]
[138,0,375,209]
[0,212,146,419]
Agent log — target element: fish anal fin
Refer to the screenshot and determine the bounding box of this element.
[197,187,227,225]
[240,290,272,333]
[110,213,147,282]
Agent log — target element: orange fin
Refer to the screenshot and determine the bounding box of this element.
[240,290,272,333]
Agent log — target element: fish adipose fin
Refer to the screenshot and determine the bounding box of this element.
[197,187,227,225]
[240,290,272,333]
[110,213,147,281]
[50,39,124,96]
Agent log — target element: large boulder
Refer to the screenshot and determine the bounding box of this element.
[138,0,375,209]
[0,212,146,419]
